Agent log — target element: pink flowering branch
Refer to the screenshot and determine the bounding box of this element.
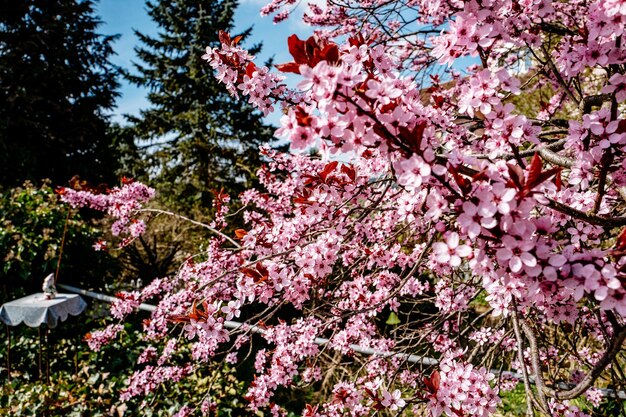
[71,1,626,415]
[58,179,155,245]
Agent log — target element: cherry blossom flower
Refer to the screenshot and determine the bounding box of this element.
[63,2,626,414]
[432,232,472,267]
[380,389,405,411]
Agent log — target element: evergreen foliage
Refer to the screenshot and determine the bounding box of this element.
[128,0,275,211]
[0,0,120,187]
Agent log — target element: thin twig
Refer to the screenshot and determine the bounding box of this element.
[139,208,241,248]
[543,325,626,400]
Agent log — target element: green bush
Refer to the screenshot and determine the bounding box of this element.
[0,182,252,416]
[0,307,250,416]
[0,181,117,300]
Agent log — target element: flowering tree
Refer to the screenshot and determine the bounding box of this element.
[60,0,626,416]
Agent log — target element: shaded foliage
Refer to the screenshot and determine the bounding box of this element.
[127,0,276,212]
[0,310,249,416]
[0,181,117,301]
[0,0,120,187]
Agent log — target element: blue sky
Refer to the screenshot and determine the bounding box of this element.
[96,0,313,127]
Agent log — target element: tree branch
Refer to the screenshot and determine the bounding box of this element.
[544,325,626,400]
[546,199,626,227]
[139,208,241,248]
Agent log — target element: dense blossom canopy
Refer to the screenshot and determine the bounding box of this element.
[62,0,626,416]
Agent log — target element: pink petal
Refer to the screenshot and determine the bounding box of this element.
[447,232,460,249]
[509,256,522,273]
[548,254,567,267]
[520,252,537,267]
[496,247,512,263]
[456,245,472,257]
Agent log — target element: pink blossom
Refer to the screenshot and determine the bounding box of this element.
[72,3,626,414]
[380,389,405,411]
[432,232,472,267]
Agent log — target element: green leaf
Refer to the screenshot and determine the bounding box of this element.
[386,311,401,325]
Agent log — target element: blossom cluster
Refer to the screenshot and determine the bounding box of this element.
[64,0,626,415]
[84,324,123,351]
[59,180,154,244]
[427,357,499,417]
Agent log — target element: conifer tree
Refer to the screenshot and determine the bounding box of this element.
[129,0,275,211]
[0,0,120,187]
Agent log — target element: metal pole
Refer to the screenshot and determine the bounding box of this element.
[38,327,42,381]
[74,333,78,379]
[54,209,71,285]
[6,325,10,383]
[58,283,626,400]
[45,327,50,385]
